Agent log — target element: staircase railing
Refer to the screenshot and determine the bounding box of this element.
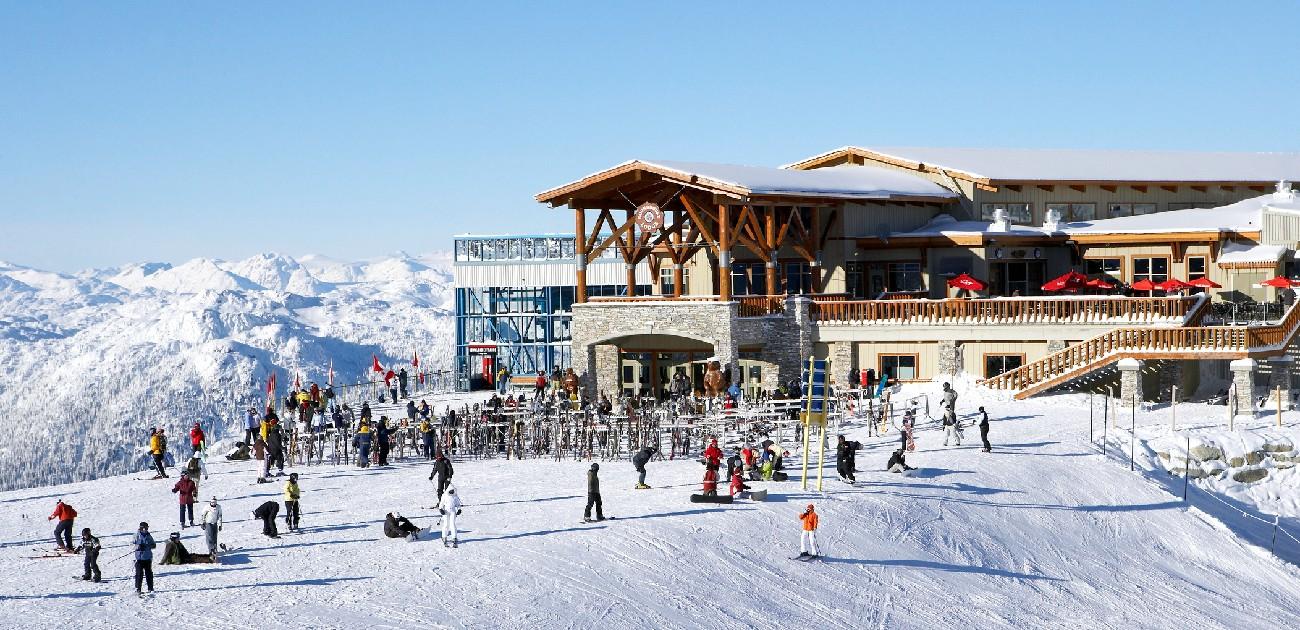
[811,295,1200,326]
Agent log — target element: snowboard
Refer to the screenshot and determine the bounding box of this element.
[581,517,615,523]
[905,427,916,452]
[689,494,733,504]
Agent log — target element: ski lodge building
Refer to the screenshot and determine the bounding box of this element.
[515,146,1300,408]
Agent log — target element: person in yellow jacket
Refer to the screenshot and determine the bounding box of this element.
[798,503,820,558]
[283,472,301,532]
[418,419,435,459]
[149,428,169,478]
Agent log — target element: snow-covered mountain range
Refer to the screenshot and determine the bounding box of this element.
[0,252,456,491]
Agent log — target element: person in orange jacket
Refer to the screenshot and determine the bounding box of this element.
[798,504,820,558]
[49,499,77,550]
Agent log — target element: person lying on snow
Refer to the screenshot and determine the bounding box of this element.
[159,532,214,564]
[384,513,422,540]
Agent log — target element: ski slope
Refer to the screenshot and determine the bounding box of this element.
[2,390,1299,629]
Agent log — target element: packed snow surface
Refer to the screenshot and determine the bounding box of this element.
[3,386,1299,629]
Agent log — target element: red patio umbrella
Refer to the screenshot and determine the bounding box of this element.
[1086,277,1116,290]
[1130,278,1156,292]
[1187,277,1221,289]
[947,273,987,291]
[1155,278,1192,292]
[1041,270,1088,292]
[1262,276,1294,288]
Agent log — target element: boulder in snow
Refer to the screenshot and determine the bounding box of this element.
[1188,444,1223,462]
[1231,467,1269,484]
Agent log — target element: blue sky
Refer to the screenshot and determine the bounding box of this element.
[1,1,1296,271]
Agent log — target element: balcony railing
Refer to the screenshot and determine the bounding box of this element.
[811,295,1204,326]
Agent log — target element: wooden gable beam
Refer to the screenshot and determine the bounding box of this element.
[1191,185,1208,193]
[586,213,634,263]
[1221,185,1236,192]
[1037,184,1055,192]
[677,193,719,254]
[1160,185,1178,193]
[1006,184,1023,192]
[1069,184,1087,193]
[1131,185,1148,193]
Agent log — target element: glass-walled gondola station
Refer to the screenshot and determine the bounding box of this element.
[453,234,652,391]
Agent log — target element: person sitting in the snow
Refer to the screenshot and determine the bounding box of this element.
[159,532,191,564]
[887,448,915,473]
[383,513,421,540]
[701,462,719,497]
[729,470,750,498]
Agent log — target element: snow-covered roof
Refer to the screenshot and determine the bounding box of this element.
[1218,241,1287,264]
[790,146,1300,183]
[882,190,1300,240]
[536,159,957,203]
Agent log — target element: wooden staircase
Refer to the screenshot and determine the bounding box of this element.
[982,299,1300,399]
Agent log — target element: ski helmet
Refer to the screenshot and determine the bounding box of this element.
[591,463,599,471]
[289,473,298,480]
[806,504,815,511]
[139,522,149,529]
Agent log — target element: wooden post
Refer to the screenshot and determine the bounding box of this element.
[765,207,778,296]
[671,209,684,298]
[575,206,588,303]
[718,204,732,301]
[625,209,637,297]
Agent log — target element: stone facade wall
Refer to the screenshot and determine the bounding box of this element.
[1230,359,1256,417]
[937,340,961,379]
[1118,359,1143,407]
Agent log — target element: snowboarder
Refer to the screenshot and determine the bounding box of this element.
[384,513,421,540]
[978,406,992,452]
[725,448,743,480]
[189,421,205,457]
[729,470,750,498]
[133,522,156,593]
[284,473,301,532]
[584,462,604,522]
[740,444,757,479]
[798,504,820,558]
[48,499,77,551]
[437,486,462,547]
[702,438,723,467]
[149,428,169,478]
[429,451,454,503]
[887,448,916,473]
[942,407,961,447]
[632,446,657,489]
[253,501,280,538]
[701,462,719,497]
[836,435,860,483]
[171,471,198,528]
[76,528,101,582]
[199,497,222,560]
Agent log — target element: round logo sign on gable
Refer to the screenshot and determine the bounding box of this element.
[635,202,664,232]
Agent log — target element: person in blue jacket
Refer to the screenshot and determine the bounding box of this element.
[133,522,157,594]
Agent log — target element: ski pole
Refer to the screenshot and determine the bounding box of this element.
[110,549,136,563]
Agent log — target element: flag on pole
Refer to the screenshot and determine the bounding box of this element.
[412,351,419,368]
[414,351,424,384]
[294,372,301,390]
[372,355,383,373]
[267,373,276,396]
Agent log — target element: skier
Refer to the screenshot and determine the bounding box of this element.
[836,435,860,483]
[632,446,657,489]
[133,522,156,594]
[149,428,169,478]
[384,513,421,540]
[584,462,604,522]
[284,473,301,532]
[398,367,410,399]
[797,504,820,558]
[76,527,101,582]
[942,407,961,447]
[941,382,958,415]
[48,499,77,551]
[355,421,372,468]
[199,497,222,560]
[429,451,454,503]
[887,448,916,473]
[729,470,750,498]
[189,421,205,457]
[253,500,280,538]
[978,406,992,452]
[244,407,260,448]
[437,486,462,548]
[171,471,198,528]
[263,417,285,479]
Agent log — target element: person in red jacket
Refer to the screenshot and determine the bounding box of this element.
[48,499,77,550]
[189,422,205,456]
[729,471,750,498]
[172,472,198,528]
[741,445,756,478]
[701,462,719,497]
[702,438,723,467]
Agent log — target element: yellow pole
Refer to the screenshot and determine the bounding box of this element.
[816,423,826,492]
[800,356,814,491]
[800,419,811,491]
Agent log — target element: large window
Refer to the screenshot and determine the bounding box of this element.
[1168,202,1218,211]
[1187,256,1207,281]
[1132,257,1169,285]
[1108,203,1157,218]
[731,262,763,295]
[981,203,1033,224]
[984,354,1024,378]
[659,266,690,295]
[784,261,813,295]
[1046,203,1096,222]
[846,262,868,299]
[887,262,923,292]
[1085,258,1122,279]
[879,354,918,381]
